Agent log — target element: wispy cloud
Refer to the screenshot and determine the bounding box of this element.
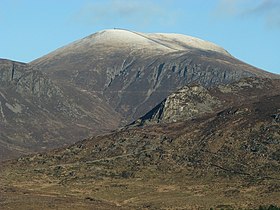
[214,0,246,17]
[243,0,280,28]
[214,0,280,29]
[72,0,181,29]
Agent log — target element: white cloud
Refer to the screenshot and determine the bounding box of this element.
[214,0,246,17]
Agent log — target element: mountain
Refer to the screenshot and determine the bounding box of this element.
[31,29,277,123]
[1,77,279,209]
[0,58,120,160]
[1,29,279,161]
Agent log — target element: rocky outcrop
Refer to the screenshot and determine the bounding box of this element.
[133,77,280,125]
[134,84,220,125]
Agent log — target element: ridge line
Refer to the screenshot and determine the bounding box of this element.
[113,28,183,51]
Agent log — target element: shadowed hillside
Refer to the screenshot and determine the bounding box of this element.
[1,78,279,209]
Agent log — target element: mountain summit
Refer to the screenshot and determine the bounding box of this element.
[33,29,230,58]
[31,29,277,120]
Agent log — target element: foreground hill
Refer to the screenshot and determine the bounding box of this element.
[1,78,279,209]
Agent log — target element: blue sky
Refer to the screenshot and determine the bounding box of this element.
[0,0,279,74]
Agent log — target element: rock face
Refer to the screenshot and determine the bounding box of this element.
[0,59,120,160]
[134,84,221,124]
[31,29,278,123]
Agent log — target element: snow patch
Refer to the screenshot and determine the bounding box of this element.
[34,29,230,62]
[148,33,229,55]
[5,102,22,113]
[0,102,6,122]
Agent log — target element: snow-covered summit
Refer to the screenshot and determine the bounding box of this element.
[70,29,230,55]
[32,29,231,64]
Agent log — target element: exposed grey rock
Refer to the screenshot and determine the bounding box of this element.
[132,77,280,125]
[134,84,220,125]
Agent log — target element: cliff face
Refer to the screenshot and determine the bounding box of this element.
[0,59,120,160]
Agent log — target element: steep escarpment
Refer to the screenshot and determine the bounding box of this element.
[0,59,120,160]
[31,29,278,123]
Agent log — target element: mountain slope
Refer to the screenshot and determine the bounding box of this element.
[1,78,279,209]
[31,29,278,123]
[0,59,120,160]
